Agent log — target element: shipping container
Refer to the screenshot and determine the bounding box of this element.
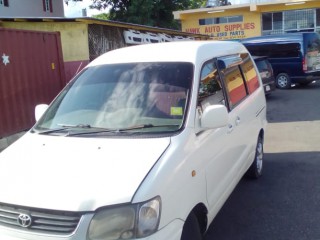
[0,28,65,138]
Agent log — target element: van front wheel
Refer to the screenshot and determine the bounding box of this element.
[181,212,203,240]
[276,73,291,89]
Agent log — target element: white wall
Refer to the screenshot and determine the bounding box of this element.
[64,0,109,17]
[0,0,64,17]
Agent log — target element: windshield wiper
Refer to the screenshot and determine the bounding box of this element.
[36,124,108,135]
[58,123,91,128]
[67,124,180,136]
[117,124,180,131]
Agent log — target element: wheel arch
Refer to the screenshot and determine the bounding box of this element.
[259,129,264,143]
[188,203,208,235]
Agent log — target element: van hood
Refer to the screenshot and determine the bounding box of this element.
[0,133,170,211]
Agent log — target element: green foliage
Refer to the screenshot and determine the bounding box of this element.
[90,0,205,29]
[92,13,110,20]
[189,0,207,8]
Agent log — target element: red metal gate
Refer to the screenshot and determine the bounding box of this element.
[0,28,65,138]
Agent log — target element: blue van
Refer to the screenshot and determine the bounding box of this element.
[242,33,320,89]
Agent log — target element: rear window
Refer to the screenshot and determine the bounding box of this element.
[255,59,269,71]
[245,43,301,58]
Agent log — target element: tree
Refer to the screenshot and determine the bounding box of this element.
[90,0,204,29]
[190,0,207,8]
[92,13,110,20]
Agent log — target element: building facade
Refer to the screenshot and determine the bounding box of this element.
[0,18,207,81]
[174,0,320,40]
[0,0,64,17]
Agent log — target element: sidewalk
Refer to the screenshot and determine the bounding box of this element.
[0,131,26,152]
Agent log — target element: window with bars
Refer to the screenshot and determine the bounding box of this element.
[262,9,317,35]
[284,9,314,31]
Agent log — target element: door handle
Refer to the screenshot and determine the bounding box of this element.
[227,124,233,133]
[235,116,241,126]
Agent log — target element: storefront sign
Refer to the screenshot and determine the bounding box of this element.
[186,22,256,40]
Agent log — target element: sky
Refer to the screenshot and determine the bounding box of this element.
[64,0,109,17]
[63,0,247,17]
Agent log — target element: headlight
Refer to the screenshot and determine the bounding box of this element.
[87,196,161,240]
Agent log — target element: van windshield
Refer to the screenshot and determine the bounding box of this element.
[33,62,193,136]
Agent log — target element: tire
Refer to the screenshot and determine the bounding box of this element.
[245,136,263,179]
[181,212,203,240]
[276,73,291,89]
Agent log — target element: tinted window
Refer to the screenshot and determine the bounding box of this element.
[241,56,260,94]
[262,13,272,31]
[223,66,247,108]
[255,59,269,70]
[199,61,225,110]
[245,43,301,58]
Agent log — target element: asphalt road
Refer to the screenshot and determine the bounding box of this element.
[205,81,320,240]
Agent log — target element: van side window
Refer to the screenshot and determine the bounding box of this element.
[198,61,226,110]
[240,55,260,93]
[223,65,247,109]
[245,43,300,58]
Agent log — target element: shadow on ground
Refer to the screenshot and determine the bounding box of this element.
[205,151,320,240]
[266,81,320,123]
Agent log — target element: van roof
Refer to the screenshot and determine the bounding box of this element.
[88,41,247,66]
[242,32,319,44]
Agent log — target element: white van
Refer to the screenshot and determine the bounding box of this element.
[0,41,267,240]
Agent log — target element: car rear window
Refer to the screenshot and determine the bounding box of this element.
[255,59,269,71]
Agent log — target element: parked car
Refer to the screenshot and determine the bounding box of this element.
[0,41,267,240]
[253,56,276,95]
[242,32,320,89]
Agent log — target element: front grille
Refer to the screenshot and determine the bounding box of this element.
[0,202,82,235]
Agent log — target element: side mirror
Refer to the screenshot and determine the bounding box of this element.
[200,105,228,129]
[35,104,49,122]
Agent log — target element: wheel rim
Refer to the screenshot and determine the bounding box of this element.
[256,142,263,174]
[277,75,288,88]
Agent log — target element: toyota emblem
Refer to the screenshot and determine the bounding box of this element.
[17,213,32,228]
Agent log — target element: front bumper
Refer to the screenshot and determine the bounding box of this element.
[0,216,184,240]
